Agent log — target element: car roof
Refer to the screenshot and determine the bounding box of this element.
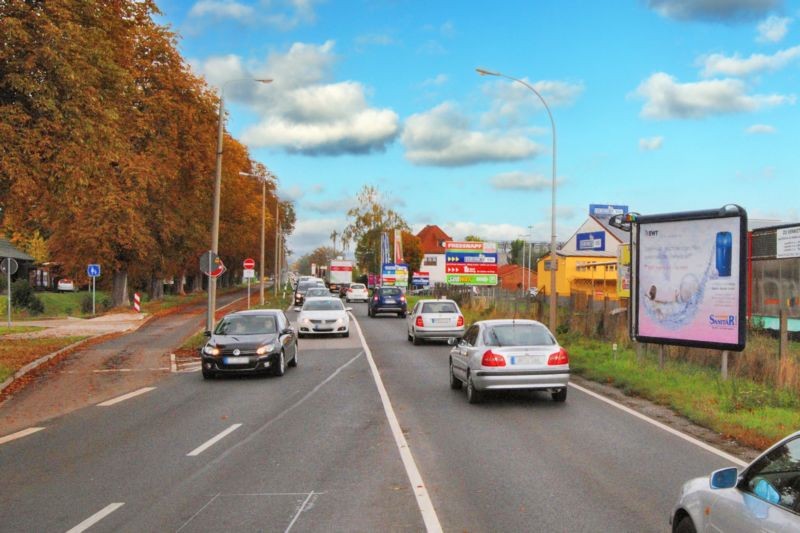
[419,298,457,304]
[472,319,547,327]
[303,296,340,301]
[227,309,283,317]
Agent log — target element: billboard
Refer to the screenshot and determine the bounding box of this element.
[777,226,800,259]
[633,206,747,351]
[412,271,430,287]
[444,241,498,286]
[590,204,629,217]
[576,231,606,251]
[382,263,408,287]
[617,244,631,298]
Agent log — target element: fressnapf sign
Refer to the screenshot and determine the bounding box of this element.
[632,205,747,351]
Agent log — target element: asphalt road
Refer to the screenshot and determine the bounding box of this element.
[0,299,743,532]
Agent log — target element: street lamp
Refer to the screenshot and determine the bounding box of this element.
[476,67,558,332]
[207,78,272,332]
[239,170,278,305]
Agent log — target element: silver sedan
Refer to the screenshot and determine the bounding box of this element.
[448,319,569,404]
[407,298,465,345]
[670,430,800,533]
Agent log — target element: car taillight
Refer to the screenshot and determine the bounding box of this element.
[373,295,378,301]
[456,315,464,327]
[547,348,569,366]
[481,350,506,367]
[347,288,352,293]
[415,316,424,327]
[400,295,406,302]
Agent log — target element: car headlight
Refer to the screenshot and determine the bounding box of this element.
[203,345,220,356]
[299,317,311,324]
[256,344,275,355]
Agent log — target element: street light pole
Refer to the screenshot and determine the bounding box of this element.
[207,78,272,332]
[274,199,280,297]
[476,68,558,331]
[240,170,277,305]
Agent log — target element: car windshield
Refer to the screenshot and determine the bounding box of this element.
[351,284,365,290]
[306,288,329,296]
[214,315,277,335]
[380,288,402,296]
[421,302,457,314]
[303,299,345,311]
[297,282,316,293]
[484,324,554,347]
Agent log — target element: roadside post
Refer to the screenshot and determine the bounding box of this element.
[199,251,226,330]
[87,264,101,316]
[1,257,18,327]
[243,258,256,309]
[133,292,141,312]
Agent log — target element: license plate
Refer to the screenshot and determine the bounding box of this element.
[315,327,333,332]
[224,356,249,364]
[432,318,449,324]
[511,355,544,365]
[384,298,395,303]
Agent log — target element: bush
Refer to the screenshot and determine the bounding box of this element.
[10,280,44,315]
[81,294,93,314]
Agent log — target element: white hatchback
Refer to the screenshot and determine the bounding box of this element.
[345,283,369,303]
[297,297,352,338]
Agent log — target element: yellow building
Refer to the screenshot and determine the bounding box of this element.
[537,214,629,300]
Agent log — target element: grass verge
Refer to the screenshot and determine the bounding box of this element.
[0,326,44,336]
[0,336,88,383]
[565,334,800,450]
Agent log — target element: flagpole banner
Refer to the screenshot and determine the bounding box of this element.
[394,230,404,263]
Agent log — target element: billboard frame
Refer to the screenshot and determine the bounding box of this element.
[631,205,748,352]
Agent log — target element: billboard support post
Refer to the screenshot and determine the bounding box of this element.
[721,350,729,380]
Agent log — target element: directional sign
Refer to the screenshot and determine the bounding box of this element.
[243,257,256,270]
[446,274,498,286]
[445,264,497,275]
[87,264,101,277]
[0,258,19,276]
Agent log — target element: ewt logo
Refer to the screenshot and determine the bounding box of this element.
[709,315,736,327]
[645,230,659,237]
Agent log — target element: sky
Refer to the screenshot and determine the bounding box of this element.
[155,0,800,259]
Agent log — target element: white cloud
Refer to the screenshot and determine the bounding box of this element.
[634,72,794,119]
[189,0,254,20]
[757,15,792,42]
[194,42,400,155]
[490,171,552,191]
[746,123,777,133]
[699,45,800,77]
[639,136,664,150]
[402,103,543,166]
[481,78,584,127]
[288,217,346,257]
[302,196,359,214]
[417,40,447,55]
[279,185,305,201]
[420,74,449,87]
[647,0,781,22]
[354,33,396,50]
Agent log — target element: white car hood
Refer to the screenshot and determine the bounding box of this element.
[298,310,348,321]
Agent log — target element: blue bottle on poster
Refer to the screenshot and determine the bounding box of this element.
[716,231,732,277]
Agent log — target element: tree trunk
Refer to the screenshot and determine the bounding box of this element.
[112,270,128,307]
[149,276,164,300]
[192,274,203,293]
[178,273,187,296]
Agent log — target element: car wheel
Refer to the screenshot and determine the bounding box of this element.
[551,387,567,402]
[412,332,422,345]
[674,516,696,533]
[407,331,413,342]
[288,350,298,368]
[466,373,481,404]
[449,361,462,390]
[399,312,407,318]
[274,350,286,377]
[343,330,350,338]
[202,368,215,380]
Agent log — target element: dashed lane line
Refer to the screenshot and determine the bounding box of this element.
[65,502,124,533]
[96,387,156,407]
[0,426,45,446]
[186,424,243,457]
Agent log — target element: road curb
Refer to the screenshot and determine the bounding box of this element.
[0,295,246,397]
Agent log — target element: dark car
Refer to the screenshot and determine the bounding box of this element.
[293,281,319,308]
[201,309,298,379]
[368,286,407,318]
[337,282,351,298]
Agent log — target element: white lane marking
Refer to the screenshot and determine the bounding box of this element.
[350,313,443,533]
[569,382,748,467]
[0,426,45,445]
[187,423,243,457]
[284,491,315,533]
[96,387,156,407]
[170,353,177,373]
[176,493,220,533]
[65,502,124,533]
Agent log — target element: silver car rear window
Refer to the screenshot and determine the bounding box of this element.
[484,324,554,347]
[421,302,457,314]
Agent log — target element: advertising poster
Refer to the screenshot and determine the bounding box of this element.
[617,244,631,298]
[381,263,408,287]
[444,241,498,286]
[635,209,746,350]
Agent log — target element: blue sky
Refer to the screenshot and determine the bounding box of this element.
[156,0,800,259]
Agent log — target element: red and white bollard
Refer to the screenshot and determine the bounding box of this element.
[133,292,141,312]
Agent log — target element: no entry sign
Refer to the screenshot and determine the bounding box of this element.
[243,258,256,270]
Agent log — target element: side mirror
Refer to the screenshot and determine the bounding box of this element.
[710,467,738,490]
[281,328,293,335]
[203,330,212,337]
[345,307,353,312]
[447,337,458,346]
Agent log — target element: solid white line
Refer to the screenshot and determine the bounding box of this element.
[96,387,156,407]
[187,423,243,457]
[65,502,124,533]
[350,313,443,533]
[0,427,45,445]
[569,382,748,467]
[175,493,220,533]
[284,491,314,533]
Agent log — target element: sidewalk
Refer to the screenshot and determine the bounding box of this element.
[7,312,148,339]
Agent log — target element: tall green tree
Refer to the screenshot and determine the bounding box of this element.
[342,185,408,273]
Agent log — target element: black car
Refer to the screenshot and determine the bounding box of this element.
[201,309,298,379]
[293,281,319,308]
[368,286,407,318]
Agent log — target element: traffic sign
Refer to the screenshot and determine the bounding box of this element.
[199,251,226,278]
[87,264,101,277]
[243,268,255,279]
[444,241,498,286]
[0,258,18,276]
[243,257,255,270]
[445,264,497,275]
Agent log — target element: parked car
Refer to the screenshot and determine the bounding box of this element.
[407,298,465,345]
[200,309,298,379]
[448,319,569,404]
[367,286,407,318]
[670,430,800,533]
[296,297,352,338]
[305,287,331,299]
[345,283,369,303]
[57,278,76,292]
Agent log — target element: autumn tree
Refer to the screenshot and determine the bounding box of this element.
[400,231,422,274]
[342,185,408,273]
[294,247,337,276]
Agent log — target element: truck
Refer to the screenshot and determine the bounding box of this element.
[326,259,353,294]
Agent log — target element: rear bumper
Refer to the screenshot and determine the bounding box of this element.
[415,327,465,339]
[371,305,406,314]
[473,369,570,391]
